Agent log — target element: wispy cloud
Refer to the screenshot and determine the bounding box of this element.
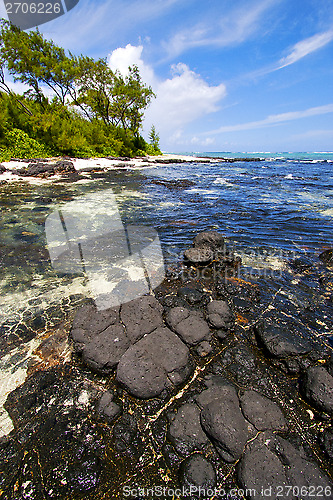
[41,0,181,55]
[278,30,333,69]
[163,0,278,59]
[205,104,333,134]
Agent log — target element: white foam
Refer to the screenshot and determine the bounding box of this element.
[213,177,234,187]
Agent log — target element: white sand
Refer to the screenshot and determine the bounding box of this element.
[0,154,206,183]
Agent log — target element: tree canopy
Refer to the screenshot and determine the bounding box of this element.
[0,19,160,160]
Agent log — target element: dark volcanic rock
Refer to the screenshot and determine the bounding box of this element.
[238,432,333,499]
[82,323,130,374]
[166,306,211,345]
[319,248,333,266]
[239,390,288,431]
[14,160,76,177]
[193,231,225,251]
[207,300,235,330]
[167,403,208,455]
[254,312,316,373]
[96,391,121,421]
[71,303,120,351]
[184,247,214,265]
[200,384,252,462]
[319,428,333,460]
[116,327,192,398]
[71,303,129,374]
[267,435,333,491]
[177,286,204,305]
[179,453,217,491]
[237,436,289,500]
[150,178,195,189]
[120,295,164,343]
[301,366,333,415]
[2,366,104,498]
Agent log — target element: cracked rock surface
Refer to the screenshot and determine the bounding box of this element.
[1,231,332,499]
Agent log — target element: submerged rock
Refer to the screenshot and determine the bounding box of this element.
[319,248,333,266]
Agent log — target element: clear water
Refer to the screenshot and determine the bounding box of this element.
[0,154,332,355]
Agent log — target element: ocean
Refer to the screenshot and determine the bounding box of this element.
[0,152,332,415]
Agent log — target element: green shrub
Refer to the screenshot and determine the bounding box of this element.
[0,127,55,161]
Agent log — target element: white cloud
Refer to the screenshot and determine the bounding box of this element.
[108,44,227,140]
[278,30,333,69]
[163,0,277,59]
[205,104,333,134]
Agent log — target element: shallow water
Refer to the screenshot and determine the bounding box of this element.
[0,156,332,358]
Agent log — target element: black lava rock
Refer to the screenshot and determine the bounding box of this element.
[239,390,288,431]
[166,306,211,346]
[301,366,333,415]
[167,403,208,455]
[207,300,235,330]
[200,384,252,462]
[116,327,192,398]
[179,453,217,492]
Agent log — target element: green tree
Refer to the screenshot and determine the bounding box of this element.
[149,125,160,152]
[0,19,76,108]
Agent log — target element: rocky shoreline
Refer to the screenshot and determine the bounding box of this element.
[0,231,332,499]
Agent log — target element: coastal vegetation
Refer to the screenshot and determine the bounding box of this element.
[0,19,161,161]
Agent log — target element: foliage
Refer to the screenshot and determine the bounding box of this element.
[0,127,55,161]
[0,19,162,160]
[148,125,161,154]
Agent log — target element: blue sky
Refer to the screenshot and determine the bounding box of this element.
[1,0,333,152]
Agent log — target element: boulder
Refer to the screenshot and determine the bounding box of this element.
[116,327,192,398]
[81,323,129,374]
[239,390,288,431]
[267,435,333,491]
[254,313,314,372]
[301,366,333,415]
[179,453,217,491]
[237,436,289,500]
[167,403,208,455]
[184,247,214,266]
[70,303,120,351]
[70,303,129,374]
[207,300,234,330]
[166,306,211,346]
[200,384,252,462]
[0,164,6,174]
[193,231,225,251]
[120,295,164,343]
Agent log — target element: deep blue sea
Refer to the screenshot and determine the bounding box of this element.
[0,152,332,359]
